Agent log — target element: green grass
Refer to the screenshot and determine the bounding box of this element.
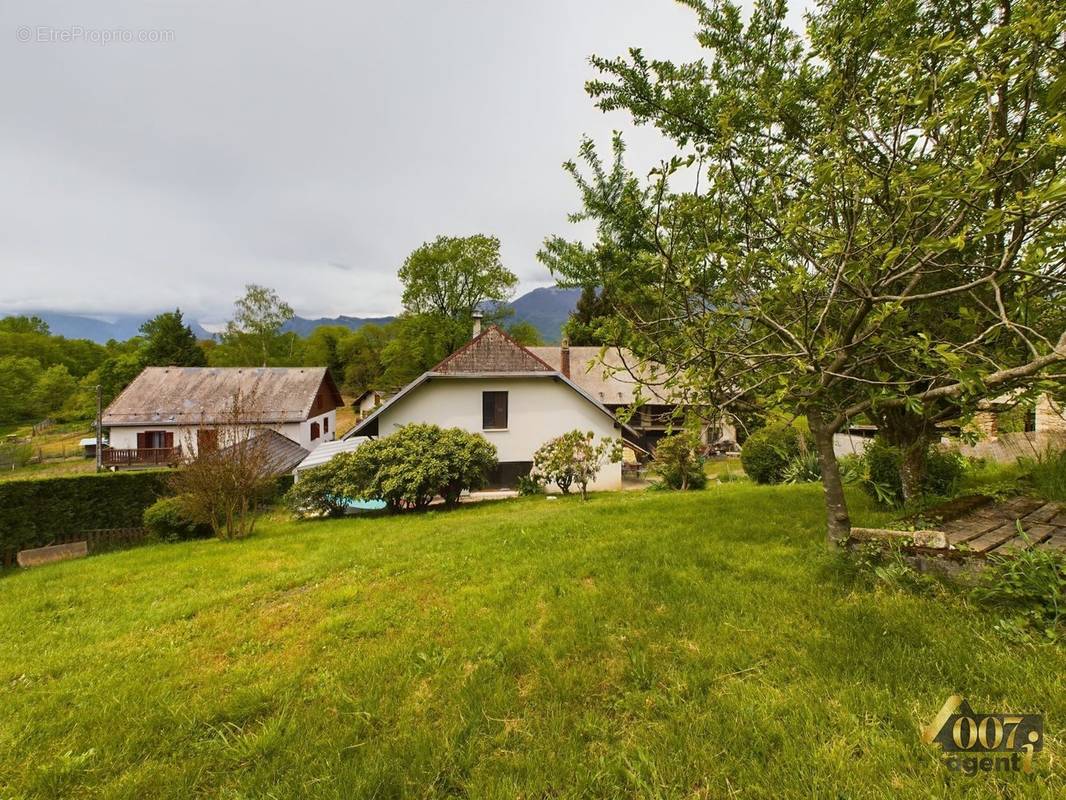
[1,485,1063,798]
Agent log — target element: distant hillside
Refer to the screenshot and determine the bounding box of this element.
[8,286,581,345]
[503,286,581,343]
[284,286,580,343]
[9,311,212,343]
[281,315,396,337]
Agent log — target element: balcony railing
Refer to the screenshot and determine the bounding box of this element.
[103,447,183,467]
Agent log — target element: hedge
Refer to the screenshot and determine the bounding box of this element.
[0,471,170,558]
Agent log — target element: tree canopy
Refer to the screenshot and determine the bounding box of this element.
[542,0,1066,540]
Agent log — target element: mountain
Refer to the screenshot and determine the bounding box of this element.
[281,286,580,343]
[5,286,581,345]
[8,311,212,343]
[281,315,396,337]
[503,286,581,343]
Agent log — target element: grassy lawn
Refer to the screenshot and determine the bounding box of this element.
[1,484,1062,798]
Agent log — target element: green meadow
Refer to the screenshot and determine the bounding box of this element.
[1,484,1062,798]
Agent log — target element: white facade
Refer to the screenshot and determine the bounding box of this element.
[373,376,623,491]
[108,409,337,458]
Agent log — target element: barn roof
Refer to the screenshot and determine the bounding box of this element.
[215,429,310,476]
[527,346,680,405]
[102,367,343,427]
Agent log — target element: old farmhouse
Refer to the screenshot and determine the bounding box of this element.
[528,343,737,450]
[101,367,343,468]
[344,324,640,491]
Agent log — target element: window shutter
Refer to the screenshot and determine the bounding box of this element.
[163,432,174,449]
[136,432,147,449]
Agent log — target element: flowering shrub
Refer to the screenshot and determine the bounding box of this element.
[531,430,622,500]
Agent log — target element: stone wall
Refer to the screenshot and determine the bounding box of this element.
[1036,394,1066,434]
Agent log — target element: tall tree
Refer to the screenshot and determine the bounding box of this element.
[221,285,296,367]
[139,309,207,367]
[398,234,518,350]
[543,0,1066,542]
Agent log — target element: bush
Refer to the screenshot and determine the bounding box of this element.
[285,461,353,519]
[652,429,707,490]
[336,425,497,512]
[781,450,822,484]
[143,496,212,542]
[531,430,623,500]
[1023,446,1066,502]
[0,471,168,558]
[861,439,966,506]
[973,542,1066,640]
[740,425,805,484]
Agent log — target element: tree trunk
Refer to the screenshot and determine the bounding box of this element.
[808,410,851,546]
[877,407,930,505]
[898,444,926,505]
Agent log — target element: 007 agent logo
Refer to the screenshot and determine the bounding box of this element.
[922,695,1043,775]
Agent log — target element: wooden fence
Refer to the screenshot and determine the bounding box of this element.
[1,527,149,569]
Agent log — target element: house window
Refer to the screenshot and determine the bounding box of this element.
[138,431,173,449]
[323,416,329,434]
[483,391,508,430]
[310,421,321,441]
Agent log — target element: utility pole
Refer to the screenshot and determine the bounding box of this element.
[95,384,103,473]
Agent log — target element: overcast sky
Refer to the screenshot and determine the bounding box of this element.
[1,1,805,323]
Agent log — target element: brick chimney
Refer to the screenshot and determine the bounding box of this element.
[560,336,571,378]
[472,310,483,339]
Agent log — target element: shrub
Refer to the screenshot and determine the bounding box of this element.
[740,425,804,484]
[781,449,822,484]
[515,474,543,496]
[652,429,707,490]
[337,425,497,512]
[973,537,1066,640]
[861,439,966,506]
[436,428,498,506]
[1023,446,1066,502]
[0,471,168,558]
[142,496,212,542]
[531,430,622,500]
[285,461,352,519]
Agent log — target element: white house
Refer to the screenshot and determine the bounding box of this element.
[101,366,344,467]
[344,325,639,490]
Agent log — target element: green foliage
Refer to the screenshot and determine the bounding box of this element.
[142,496,212,542]
[285,463,352,519]
[505,321,544,346]
[399,234,518,321]
[860,440,966,507]
[1021,446,1066,502]
[336,425,497,512]
[515,473,543,496]
[652,429,706,490]
[139,309,207,367]
[218,284,297,367]
[562,286,611,346]
[531,430,623,500]
[740,425,805,485]
[974,531,1066,641]
[541,0,1066,542]
[781,450,822,485]
[0,471,168,556]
